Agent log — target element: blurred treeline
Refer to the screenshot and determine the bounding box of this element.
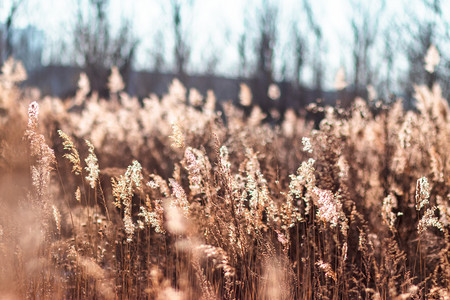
[0,0,449,106]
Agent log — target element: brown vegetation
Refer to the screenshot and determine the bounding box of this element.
[0,59,449,299]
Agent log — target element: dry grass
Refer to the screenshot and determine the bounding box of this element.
[0,59,449,299]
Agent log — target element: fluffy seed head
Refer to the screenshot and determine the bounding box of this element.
[58,130,82,175]
[239,83,252,106]
[415,177,430,210]
[85,140,99,189]
[28,101,39,130]
[302,137,313,153]
[108,66,124,94]
[268,83,280,100]
[424,44,440,73]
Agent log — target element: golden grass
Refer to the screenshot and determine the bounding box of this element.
[0,61,449,299]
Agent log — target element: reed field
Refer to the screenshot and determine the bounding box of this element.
[0,59,449,299]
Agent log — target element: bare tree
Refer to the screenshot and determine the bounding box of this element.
[255,0,277,83]
[73,0,138,94]
[170,0,193,81]
[0,0,25,66]
[237,10,252,78]
[349,0,385,97]
[151,30,166,73]
[238,32,247,78]
[246,0,278,110]
[302,0,324,93]
[405,23,437,100]
[292,22,306,88]
[401,0,450,99]
[381,29,395,98]
[204,44,220,75]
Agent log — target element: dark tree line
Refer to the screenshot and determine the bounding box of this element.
[1,0,449,101]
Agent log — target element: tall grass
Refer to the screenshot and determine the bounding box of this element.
[0,58,449,299]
